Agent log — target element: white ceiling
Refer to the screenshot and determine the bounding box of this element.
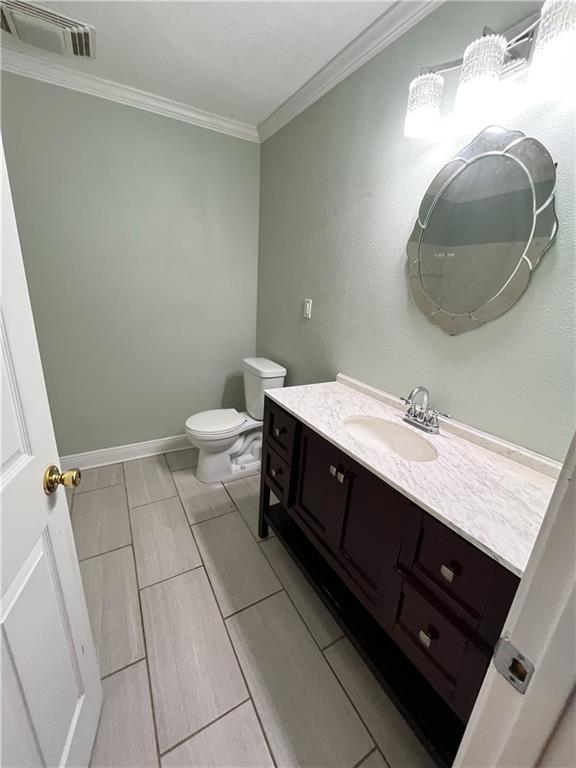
[3,1,393,126]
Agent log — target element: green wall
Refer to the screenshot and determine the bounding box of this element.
[257,1,575,461]
[3,1,575,462]
[2,73,260,456]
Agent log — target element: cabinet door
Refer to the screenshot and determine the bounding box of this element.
[337,464,421,628]
[292,427,349,551]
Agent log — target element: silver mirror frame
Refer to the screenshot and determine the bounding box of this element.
[407,126,558,335]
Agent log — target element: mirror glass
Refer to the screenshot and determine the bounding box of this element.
[407,126,558,335]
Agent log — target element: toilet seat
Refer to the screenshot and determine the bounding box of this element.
[185,409,249,440]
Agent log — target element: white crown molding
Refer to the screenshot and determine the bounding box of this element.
[2,2,441,144]
[0,47,260,143]
[258,0,443,142]
[60,433,190,470]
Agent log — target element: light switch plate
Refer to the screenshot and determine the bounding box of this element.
[303,299,312,319]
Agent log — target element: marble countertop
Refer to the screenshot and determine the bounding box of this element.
[266,377,558,576]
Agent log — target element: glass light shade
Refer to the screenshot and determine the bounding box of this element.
[404,73,444,139]
[455,35,507,127]
[530,0,576,100]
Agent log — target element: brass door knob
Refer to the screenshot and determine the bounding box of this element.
[43,465,82,495]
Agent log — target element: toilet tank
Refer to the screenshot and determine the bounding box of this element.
[243,357,287,420]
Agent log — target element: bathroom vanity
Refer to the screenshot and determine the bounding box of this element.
[258,375,557,765]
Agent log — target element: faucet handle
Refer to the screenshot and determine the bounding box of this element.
[427,408,450,425]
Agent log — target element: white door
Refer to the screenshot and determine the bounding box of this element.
[455,434,576,767]
[1,140,102,767]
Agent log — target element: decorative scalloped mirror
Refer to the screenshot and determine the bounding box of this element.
[407,126,558,335]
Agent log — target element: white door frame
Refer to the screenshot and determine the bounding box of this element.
[455,434,575,767]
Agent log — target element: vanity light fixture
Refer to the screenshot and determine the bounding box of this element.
[404,73,444,139]
[403,2,575,139]
[454,35,507,127]
[529,0,576,99]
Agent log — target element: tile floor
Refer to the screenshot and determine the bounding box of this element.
[71,449,435,768]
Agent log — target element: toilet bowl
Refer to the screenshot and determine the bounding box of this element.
[185,358,287,483]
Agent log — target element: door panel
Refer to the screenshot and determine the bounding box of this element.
[3,538,81,767]
[1,639,44,768]
[1,141,102,767]
[293,427,349,550]
[337,462,420,626]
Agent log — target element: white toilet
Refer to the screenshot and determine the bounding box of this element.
[185,357,287,483]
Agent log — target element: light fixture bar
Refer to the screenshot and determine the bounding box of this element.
[417,11,541,77]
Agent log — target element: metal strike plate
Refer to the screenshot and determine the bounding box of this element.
[493,637,535,694]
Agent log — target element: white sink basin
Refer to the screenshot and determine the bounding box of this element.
[343,415,438,462]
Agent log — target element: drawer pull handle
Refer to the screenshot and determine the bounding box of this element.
[418,630,432,649]
[440,564,455,583]
[270,467,283,479]
[336,471,345,484]
[329,465,337,477]
[273,427,286,437]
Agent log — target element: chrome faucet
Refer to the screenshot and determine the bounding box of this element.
[401,386,449,435]
[404,386,429,413]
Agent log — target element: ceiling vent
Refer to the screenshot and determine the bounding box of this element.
[0,1,95,58]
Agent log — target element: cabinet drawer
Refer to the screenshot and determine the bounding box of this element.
[395,581,468,682]
[264,399,296,464]
[262,445,291,507]
[393,581,491,721]
[412,516,499,621]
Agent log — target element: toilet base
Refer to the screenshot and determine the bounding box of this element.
[194,429,262,484]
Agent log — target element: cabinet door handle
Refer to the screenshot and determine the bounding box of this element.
[329,465,337,477]
[336,471,345,484]
[418,630,432,649]
[270,467,282,479]
[273,426,286,437]
[440,564,455,583]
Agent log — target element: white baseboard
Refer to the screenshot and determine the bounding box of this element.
[60,434,190,470]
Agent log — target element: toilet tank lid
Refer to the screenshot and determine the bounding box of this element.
[242,357,287,378]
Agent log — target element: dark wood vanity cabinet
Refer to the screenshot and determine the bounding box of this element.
[292,425,421,627]
[334,456,421,629]
[259,397,519,728]
[292,426,349,549]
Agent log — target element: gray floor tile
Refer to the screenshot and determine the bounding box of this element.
[76,463,124,495]
[91,661,157,767]
[193,512,281,617]
[260,537,343,648]
[124,455,177,508]
[165,449,198,472]
[72,484,131,561]
[172,470,235,525]
[324,639,435,768]
[80,547,145,678]
[224,474,275,541]
[130,497,202,589]
[359,751,389,768]
[141,568,247,753]
[227,592,373,768]
[161,701,273,768]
